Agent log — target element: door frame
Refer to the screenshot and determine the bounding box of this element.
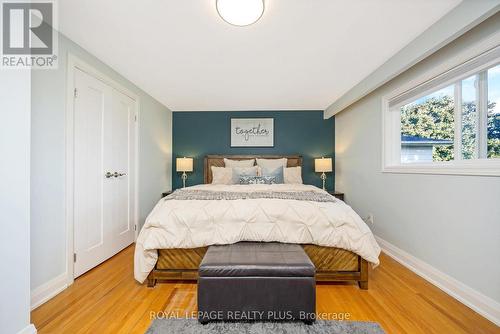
[65,53,140,286]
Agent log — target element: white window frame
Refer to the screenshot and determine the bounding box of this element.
[382,44,500,177]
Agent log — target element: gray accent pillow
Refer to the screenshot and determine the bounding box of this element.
[231,166,259,184]
[260,166,284,184]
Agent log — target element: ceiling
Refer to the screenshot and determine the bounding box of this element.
[59,0,461,111]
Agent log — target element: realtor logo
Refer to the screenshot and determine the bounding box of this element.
[1,0,58,69]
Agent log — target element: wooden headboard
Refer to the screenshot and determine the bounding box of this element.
[204,155,303,184]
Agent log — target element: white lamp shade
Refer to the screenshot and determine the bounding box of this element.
[216,0,264,26]
[176,157,193,172]
[315,157,332,173]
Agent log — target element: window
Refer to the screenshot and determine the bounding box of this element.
[383,46,500,176]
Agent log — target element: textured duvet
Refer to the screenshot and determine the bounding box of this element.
[134,184,381,283]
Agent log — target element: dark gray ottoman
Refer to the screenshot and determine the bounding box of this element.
[197,242,316,324]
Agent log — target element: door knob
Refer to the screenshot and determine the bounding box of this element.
[105,172,113,178]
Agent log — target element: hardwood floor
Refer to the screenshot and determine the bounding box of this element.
[31,245,498,334]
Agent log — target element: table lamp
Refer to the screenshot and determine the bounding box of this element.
[314,157,332,191]
[176,157,193,188]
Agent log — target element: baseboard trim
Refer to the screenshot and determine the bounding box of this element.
[375,236,500,326]
[17,324,37,334]
[31,272,68,310]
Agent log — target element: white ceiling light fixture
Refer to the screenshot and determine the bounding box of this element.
[216,0,264,27]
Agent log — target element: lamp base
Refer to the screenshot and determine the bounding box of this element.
[320,172,326,191]
[181,172,187,188]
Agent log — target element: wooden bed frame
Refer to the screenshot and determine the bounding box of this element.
[146,155,369,289]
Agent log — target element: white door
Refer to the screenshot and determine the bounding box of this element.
[73,68,136,278]
[108,89,136,252]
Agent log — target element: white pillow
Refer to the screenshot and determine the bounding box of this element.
[211,166,233,184]
[256,158,287,170]
[224,158,255,168]
[284,166,303,184]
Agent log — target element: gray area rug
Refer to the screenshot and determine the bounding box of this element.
[146,318,385,334]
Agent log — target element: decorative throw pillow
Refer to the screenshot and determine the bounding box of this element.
[260,166,284,184]
[211,166,233,185]
[283,166,303,184]
[239,176,277,185]
[231,166,259,184]
[224,158,255,168]
[256,158,287,170]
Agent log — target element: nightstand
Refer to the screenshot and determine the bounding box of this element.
[161,191,173,198]
[328,191,344,201]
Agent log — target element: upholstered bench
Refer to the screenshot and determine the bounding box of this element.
[197,242,316,324]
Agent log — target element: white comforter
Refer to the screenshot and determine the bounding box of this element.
[134,184,380,283]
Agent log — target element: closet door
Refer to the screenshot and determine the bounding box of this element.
[107,89,136,255]
[73,68,111,277]
[73,68,136,278]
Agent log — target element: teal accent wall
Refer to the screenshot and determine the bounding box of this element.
[172,111,334,190]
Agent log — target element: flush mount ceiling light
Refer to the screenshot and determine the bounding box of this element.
[216,0,264,26]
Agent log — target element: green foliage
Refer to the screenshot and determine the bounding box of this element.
[400,95,500,161]
[400,96,454,161]
[461,101,477,160]
[488,111,500,158]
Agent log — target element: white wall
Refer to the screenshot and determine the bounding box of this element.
[30,33,172,297]
[335,13,500,305]
[0,71,35,333]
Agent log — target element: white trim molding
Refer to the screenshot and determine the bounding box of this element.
[30,272,68,310]
[381,161,500,177]
[376,236,500,326]
[17,324,37,334]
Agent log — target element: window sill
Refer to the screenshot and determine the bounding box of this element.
[382,161,500,177]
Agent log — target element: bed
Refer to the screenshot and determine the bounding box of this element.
[135,155,380,289]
